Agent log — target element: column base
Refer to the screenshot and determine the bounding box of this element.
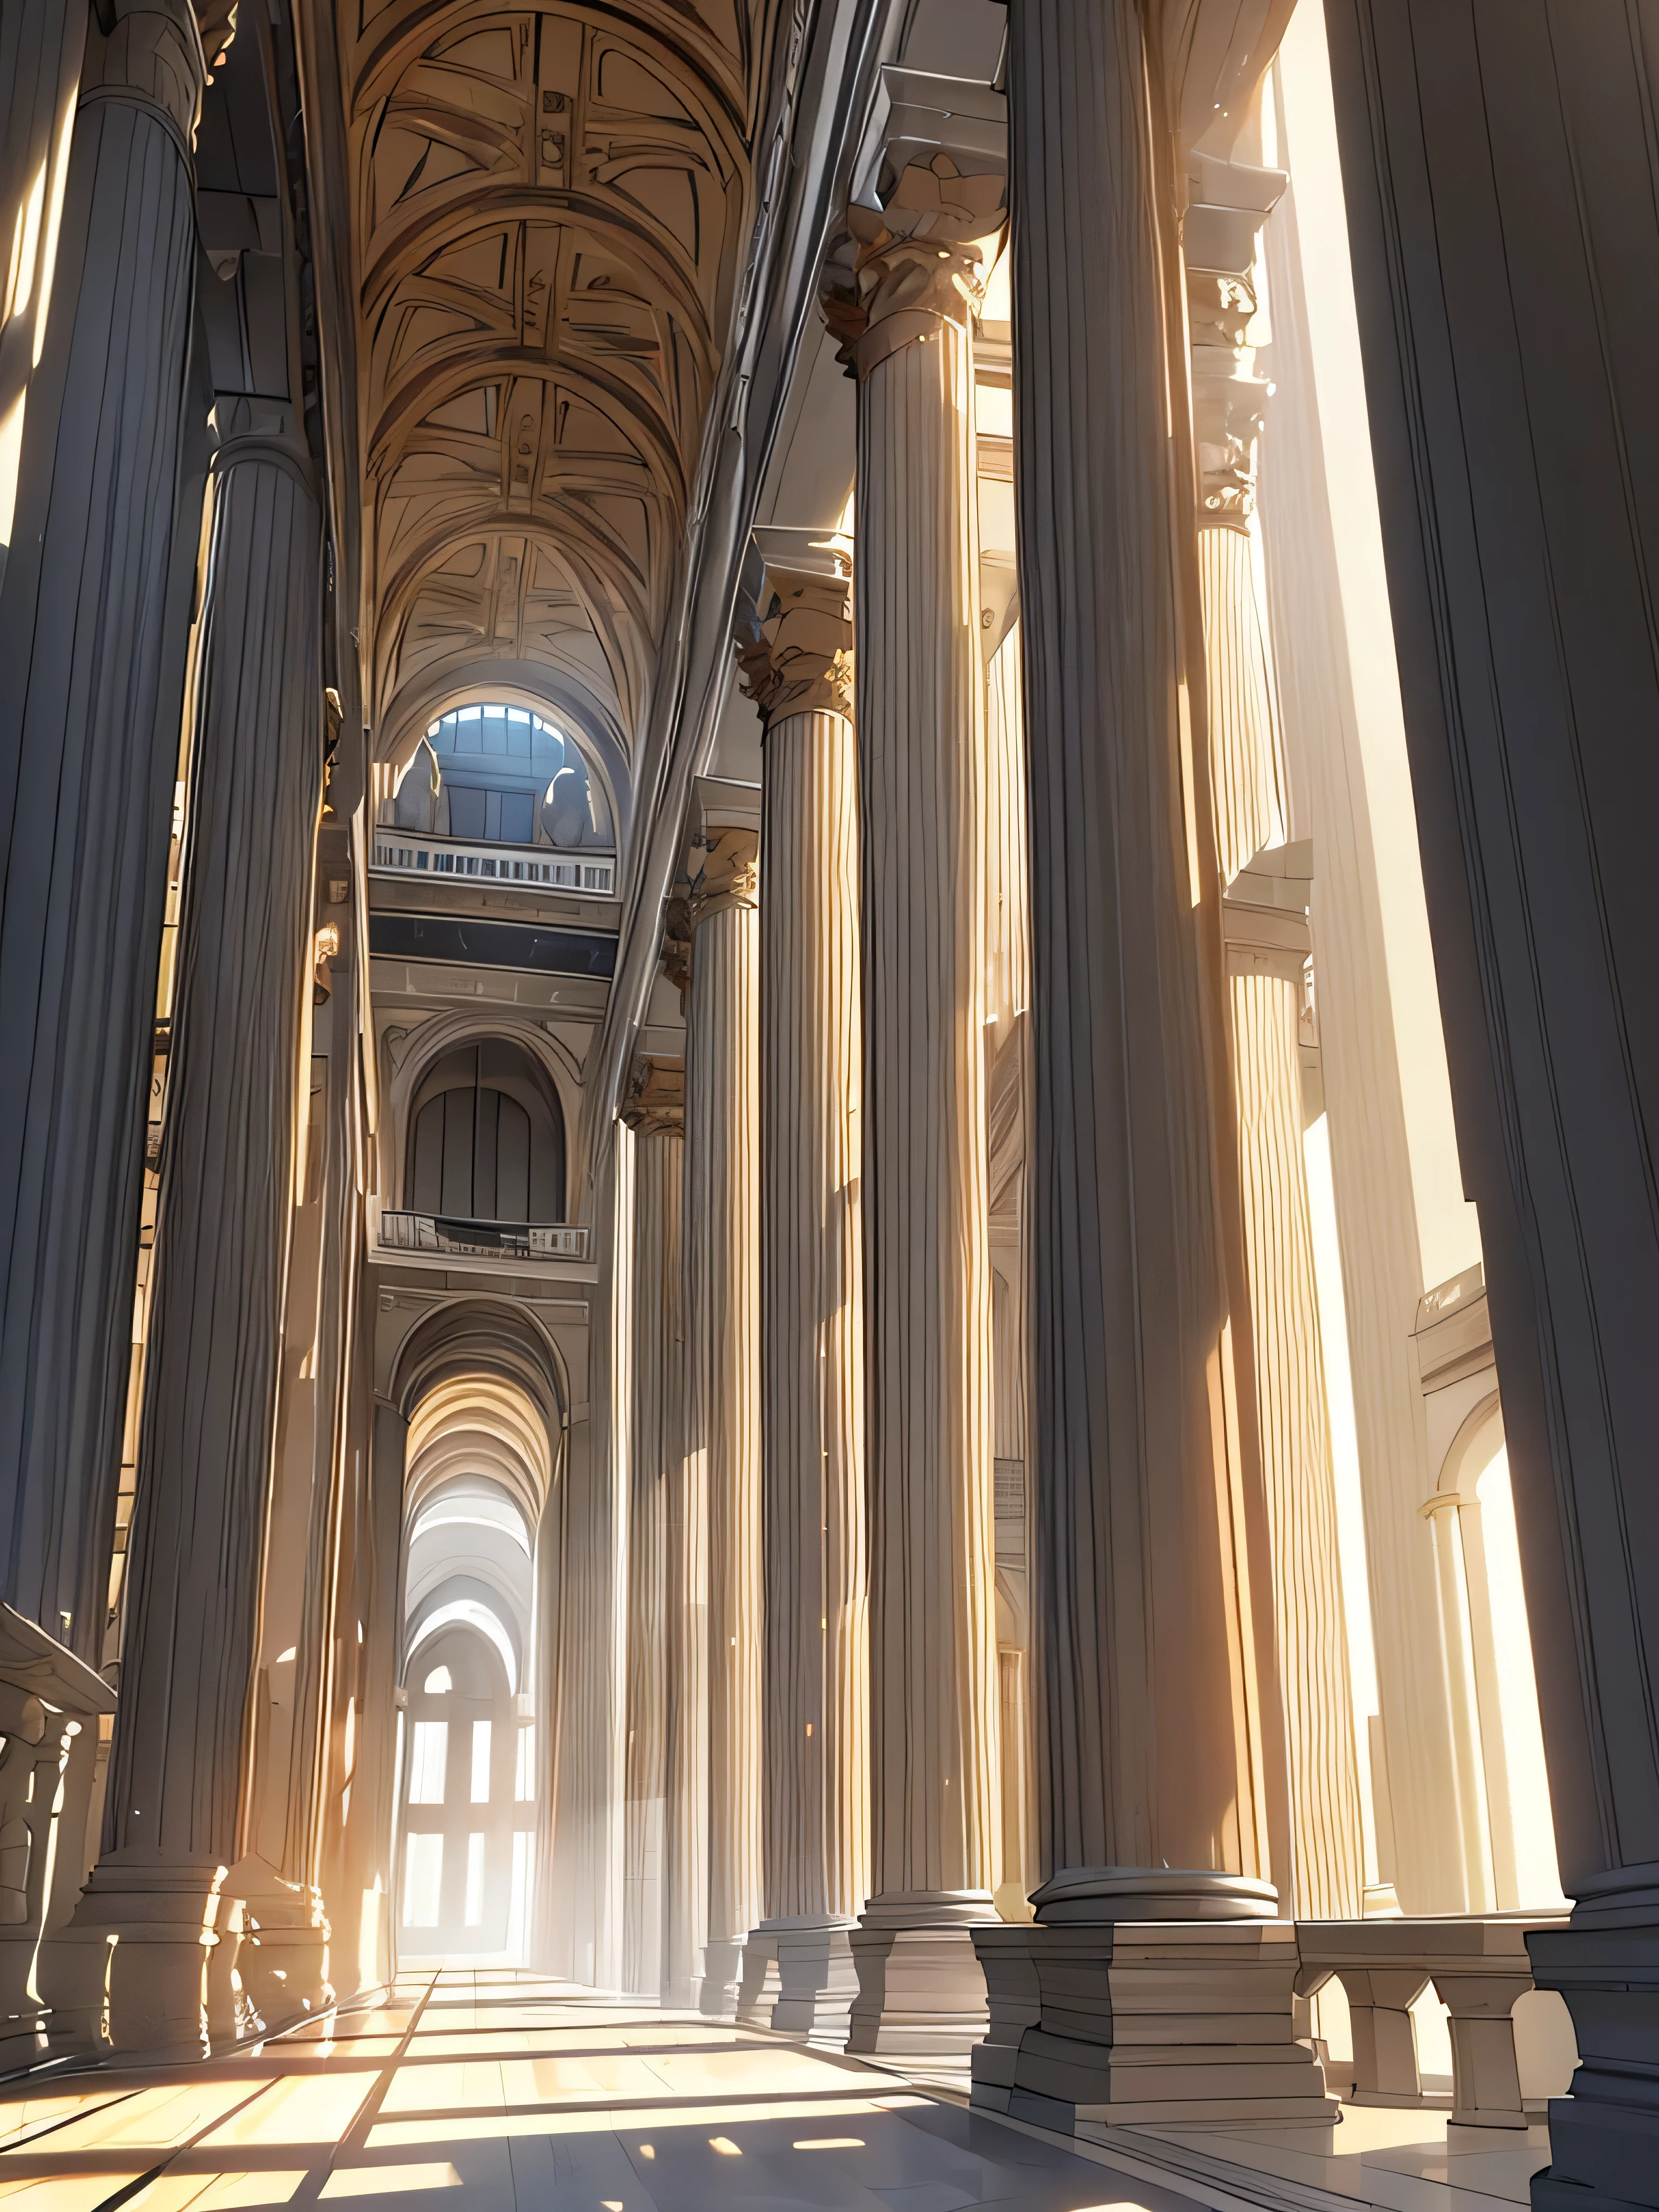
[970,1881,1337,2134]
[777,1921,861,2043]
[38,1858,239,2058]
[734,1930,780,2028]
[846,1892,994,2060]
[1528,1876,1659,2210]
[738,1918,860,2042]
[699,1934,747,2019]
[226,1856,333,2033]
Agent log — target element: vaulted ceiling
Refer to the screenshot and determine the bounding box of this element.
[342,0,775,821]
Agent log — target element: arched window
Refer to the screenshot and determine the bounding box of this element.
[388,705,613,848]
[406,1041,565,1224]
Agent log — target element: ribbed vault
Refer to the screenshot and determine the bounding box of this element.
[346,0,773,830]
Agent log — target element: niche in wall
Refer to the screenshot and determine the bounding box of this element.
[406,1040,566,1224]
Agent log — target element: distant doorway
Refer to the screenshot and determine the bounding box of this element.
[397,1622,531,1958]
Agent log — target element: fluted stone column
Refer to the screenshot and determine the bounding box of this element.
[733,540,868,2041]
[659,908,706,2010]
[678,826,761,2015]
[621,1060,684,2000]
[1224,859,1365,1921]
[0,0,87,599]
[968,0,1333,2133]
[1324,10,1659,2204]
[1190,158,1365,1921]
[45,437,322,2053]
[0,0,205,1668]
[825,104,1004,2056]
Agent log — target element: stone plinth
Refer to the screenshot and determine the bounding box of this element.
[970,1915,1336,2134]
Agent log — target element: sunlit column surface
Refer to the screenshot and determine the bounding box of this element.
[678,827,761,2015]
[824,128,1003,2053]
[619,1061,684,2000]
[735,544,868,2038]
[1189,149,1365,1919]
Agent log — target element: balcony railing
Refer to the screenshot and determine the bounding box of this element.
[380,1212,590,1262]
[371,832,616,896]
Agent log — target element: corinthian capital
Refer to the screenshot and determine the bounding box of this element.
[736,537,854,728]
[621,1057,685,1138]
[687,826,759,928]
[1184,153,1286,528]
[660,895,693,1005]
[825,68,1008,378]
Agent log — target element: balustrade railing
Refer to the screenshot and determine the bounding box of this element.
[379,1212,590,1263]
[1297,1913,1571,2129]
[0,1606,116,2065]
[370,832,615,896]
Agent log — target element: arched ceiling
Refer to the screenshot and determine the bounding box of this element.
[345,0,772,814]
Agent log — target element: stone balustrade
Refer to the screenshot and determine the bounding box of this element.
[0,1607,116,2066]
[1297,1913,1569,2130]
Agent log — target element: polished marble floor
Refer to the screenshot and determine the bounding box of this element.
[0,1968,1195,2211]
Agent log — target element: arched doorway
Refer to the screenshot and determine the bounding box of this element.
[399,1617,528,1957]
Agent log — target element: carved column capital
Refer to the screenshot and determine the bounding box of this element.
[621,1057,685,1138]
[1184,153,1286,529]
[825,175,1006,380]
[686,826,759,930]
[660,895,693,1003]
[80,0,207,151]
[737,558,855,727]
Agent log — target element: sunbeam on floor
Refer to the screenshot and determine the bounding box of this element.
[0,1968,1184,2211]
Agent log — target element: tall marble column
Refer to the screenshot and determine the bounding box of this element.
[659,906,706,2009]
[620,1059,684,2000]
[1325,9,1659,2204]
[1190,156,1365,1921]
[45,435,322,2053]
[968,0,1333,2133]
[824,90,1004,2057]
[678,823,761,2015]
[0,0,86,598]
[734,537,869,2041]
[1224,857,1364,1921]
[0,0,205,1668]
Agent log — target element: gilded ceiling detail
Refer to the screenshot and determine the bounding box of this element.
[346,0,767,781]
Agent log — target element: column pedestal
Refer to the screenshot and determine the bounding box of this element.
[225,1854,331,2034]
[848,1906,990,2061]
[43,1859,234,2058]
[970,1885,1336,2135]
[1529,1878,1659,2211]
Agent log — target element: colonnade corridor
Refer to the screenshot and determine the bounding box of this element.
[0,1970,1162,2211]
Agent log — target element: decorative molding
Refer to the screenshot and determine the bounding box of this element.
[686,824,759,927]
[736,556,854,727]
[620,1056,685,1137]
